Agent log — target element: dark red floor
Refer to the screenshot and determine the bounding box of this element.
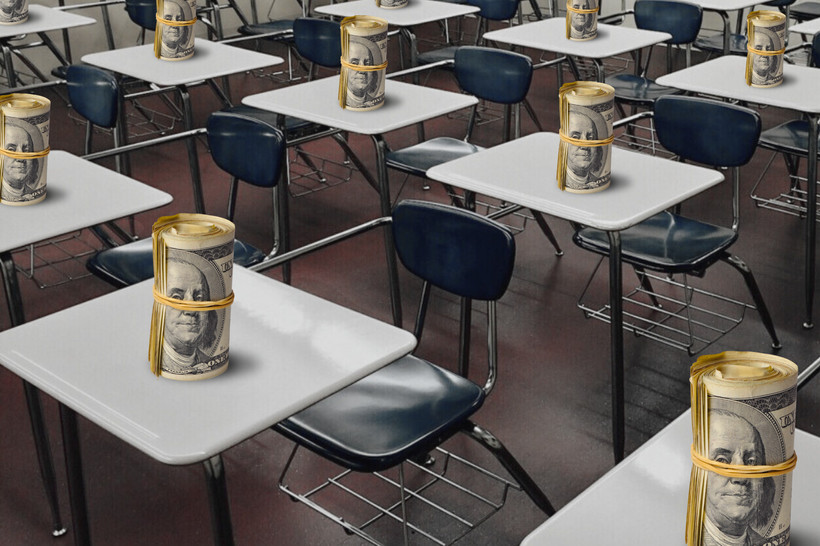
[1,20,819,546]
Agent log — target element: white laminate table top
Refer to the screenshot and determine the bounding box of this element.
[482,19,671,58]
[790,17,820,36]
[0,151,172,253]
[0,5,95,39]
[521,411,820,545]
[0,267,417,465]
[242,76,478,135]
[314,0,479,26]
[81,39,284,87]
[672,0,761,11]
[656,56,820,114]
[426,132,724,231]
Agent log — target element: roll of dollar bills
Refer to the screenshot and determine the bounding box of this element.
[566,0,598,41]
[745,10,786,88]
[0,93,49,206]
[154,0,197,61]
[686,352,797,546]
[0,0,27,24]
[149,214,235,380]
[375,0,408,8]
[556,81,613,193]
[339,16,388,111]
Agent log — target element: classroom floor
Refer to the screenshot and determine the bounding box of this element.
[1,21,819,545]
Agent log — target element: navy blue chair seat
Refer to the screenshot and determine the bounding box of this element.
[87,238,265,289]
[694,33,749,56]
[238,19,295,37]
[791,2,820,21]
[386,138,483,177]
[574,212,737,273]
[276,354,484,472]
[606,73,681,106]
[759,119,820,157]
[416,45,461,66]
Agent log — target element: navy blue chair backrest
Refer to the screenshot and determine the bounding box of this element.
[294,17,342,69]
[66,65,120,128]
[634,0,702,45]
[125,0,156,31]
[206,112,286,188]
[471,0,519,21]
[454,46,532,104]
[654,95,761,167]
[813,34,820,67]
[392,200,515,301]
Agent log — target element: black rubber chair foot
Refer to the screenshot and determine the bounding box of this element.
[555,250,564,257]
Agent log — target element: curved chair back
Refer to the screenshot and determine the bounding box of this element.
[207,111,286,188]
[66,65,120,129]
[634,0,702,45]
[124,0,157,31]
[293,17,341,69]
[392,200,515,301]
[471,0,519,21]
[454,46,532,105]
[654,96,761,167]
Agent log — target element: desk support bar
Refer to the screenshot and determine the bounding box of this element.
[60,403,91,546]
[203,455,234,546]
[609,231,625,464]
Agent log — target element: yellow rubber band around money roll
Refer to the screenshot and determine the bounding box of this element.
[339,58,388,71]
[152,287,235,312]
[0,147,49,160]
[558,132,614,148]
[690,445,797,478]
[746,46,786,56]
[155,14,197,26]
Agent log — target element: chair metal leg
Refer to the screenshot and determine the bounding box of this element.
[60,403,91,545]
[721,252,782,350]
[634,266,661,308]
[458,297,472,378]
[26,383,66,537]
[530,210,563,256]
[463,421,556,517]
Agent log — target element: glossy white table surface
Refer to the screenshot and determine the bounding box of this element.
[0,5,95,39]
[483,18,671,58]
[521,411,820,545]
[656,56,820,114]
[242,76,478,135]
[0,267,417,465]
[0,151,172,253]
[790,17,820,36]
[674,0,759,11]
[314,0,478,26]
[426,132,724,231]
[81,39,283,87]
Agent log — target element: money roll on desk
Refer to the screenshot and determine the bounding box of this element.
[745,10,786,88]
[0,0,27,24]
[339,15,388,111]
[148,214,235,380]
[686,352,798,546]
[556,81,613,193]
[375,0,408,9]
[0,93,50,205]
[154,0,197,61]
[566,0,598,41]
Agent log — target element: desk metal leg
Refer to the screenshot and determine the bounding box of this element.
[60,403,91,546]
[608,231,625,464]
[2,42,17,87]
[2,251,66,537]
[372,135,403,327]
[202,455,235,546]
[177,85,206,214]
[803,114,817,329]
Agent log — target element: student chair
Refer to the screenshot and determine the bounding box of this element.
[605,0,702,152]
[274,199,555,546]
[84,112,287,288]
[694,0,796,57]
[573,95,781,355]
[386,46,562,255]
[750,33,820,221]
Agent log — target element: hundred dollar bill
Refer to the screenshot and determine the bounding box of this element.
[375,0,408,8]
[154,0,197,61]
[566,0,598,41]
[149,214,235,380]
[745,10,786,88]
[0,93,50,206]
[556,81,613,193]
[0,0,28,25]
[686,352,798,546]
[339,16,388,111]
